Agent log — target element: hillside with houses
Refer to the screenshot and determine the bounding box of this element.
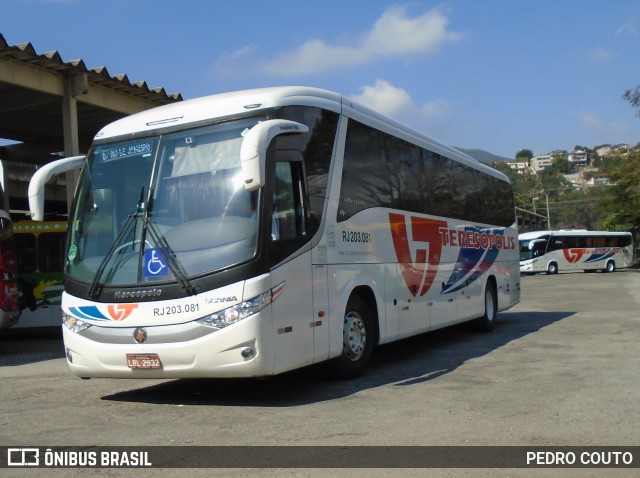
[501,143,636,187]
[491,143,640,233]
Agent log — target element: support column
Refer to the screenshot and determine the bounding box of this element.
[62,73,87,213]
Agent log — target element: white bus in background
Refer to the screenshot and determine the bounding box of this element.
[519,230,633,275]
[28,86,520,380]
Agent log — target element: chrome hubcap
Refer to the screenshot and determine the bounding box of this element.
[343,311,366,362]
[486,289,495,321]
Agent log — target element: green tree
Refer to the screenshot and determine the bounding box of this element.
[492,161,517,182]
[538,167,572,200]
[515,149,533,160]
[623,86,640,116]
[492,162,540,210]
[599,155,625,175]
[600,152,640,230]
[550,187,604,229]
[552,156,574,174]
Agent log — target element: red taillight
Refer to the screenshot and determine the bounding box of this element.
[0,252,17,271]
[5,252,16,270]
[0,275,19,312]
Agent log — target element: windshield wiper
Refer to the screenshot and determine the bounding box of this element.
[87,188,145,298]
[144,188,197,296]
[87,187,197,298]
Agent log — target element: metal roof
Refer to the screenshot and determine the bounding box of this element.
[0,33,183,165]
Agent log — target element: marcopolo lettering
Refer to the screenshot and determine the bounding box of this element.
[113,289,163,300]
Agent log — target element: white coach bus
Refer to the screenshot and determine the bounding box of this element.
[29,87,520,379]
[519,230,633,275]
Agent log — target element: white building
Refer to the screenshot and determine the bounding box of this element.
[530,154,553,172]
[586,173,609,186]
[568,150,588,166]
[507,161,530,174]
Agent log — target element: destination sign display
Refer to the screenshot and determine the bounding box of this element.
[96,140,156,162]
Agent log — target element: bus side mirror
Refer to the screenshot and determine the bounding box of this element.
[28,155,85,221]
[240,120,309,191]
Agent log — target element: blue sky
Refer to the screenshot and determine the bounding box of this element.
[2,0,639,158]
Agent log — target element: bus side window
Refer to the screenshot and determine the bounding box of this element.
[38,233,66,272]
[270,159,308,266]
[550,240,563,251]
[15,234,37,273]
[272,161,306,241]
[532,243,543,257]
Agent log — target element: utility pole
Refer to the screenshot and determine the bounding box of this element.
[545,193,551,229]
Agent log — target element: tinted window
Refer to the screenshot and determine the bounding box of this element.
[269,161,309,266]
[38,232,66,273]
[274,106,339,236]
[15,234,36,273]
[558,235,632,248]
[615,235,632,247]
[340,120,515,227]
[335,121,385,220]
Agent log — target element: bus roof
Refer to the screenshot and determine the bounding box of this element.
[94,87,342,140]
[94,86,507,182]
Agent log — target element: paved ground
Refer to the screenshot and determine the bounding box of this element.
[1,270,639,477]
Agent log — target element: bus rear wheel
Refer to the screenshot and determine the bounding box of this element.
[604,261,616,273]
[474,281,497,332]
[330,295,374,379]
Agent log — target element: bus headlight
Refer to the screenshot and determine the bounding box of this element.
[62,313,93,333]
[198,282,284,329]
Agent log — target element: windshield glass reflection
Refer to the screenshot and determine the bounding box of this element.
[66,118,262,286]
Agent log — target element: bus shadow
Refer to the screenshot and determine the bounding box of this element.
[103,310,572,406]
[0,327,65,366]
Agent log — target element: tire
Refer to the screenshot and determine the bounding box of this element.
[547,262,558,275]
[474,281,497,332]
[330,295,375,379]
[604,261,616,273]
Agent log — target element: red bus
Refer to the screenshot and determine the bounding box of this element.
[0,209,19,331]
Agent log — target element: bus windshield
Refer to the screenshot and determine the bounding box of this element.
[519,237,548,261]
[67,117,262,286]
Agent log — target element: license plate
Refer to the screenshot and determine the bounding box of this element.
[126,354,162,369]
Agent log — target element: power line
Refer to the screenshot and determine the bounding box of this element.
[517,199,602,211]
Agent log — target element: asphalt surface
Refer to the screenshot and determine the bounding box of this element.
[1,270,639,477]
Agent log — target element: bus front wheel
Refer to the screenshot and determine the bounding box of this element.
[604,261,616,273]
[331,295,374,379]
[547,262,558,275]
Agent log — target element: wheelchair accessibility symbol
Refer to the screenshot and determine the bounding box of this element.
[144,248,169,277]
